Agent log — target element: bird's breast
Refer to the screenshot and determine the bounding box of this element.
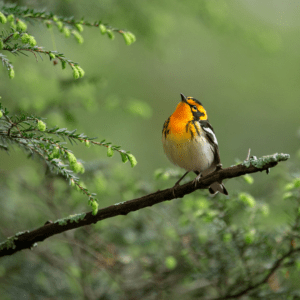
[162,130,215,172]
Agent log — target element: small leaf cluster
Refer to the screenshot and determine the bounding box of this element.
[0,103,137,214]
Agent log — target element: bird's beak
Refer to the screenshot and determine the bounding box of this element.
[180,93,187,103]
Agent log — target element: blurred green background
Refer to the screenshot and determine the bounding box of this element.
[1,0,300,298]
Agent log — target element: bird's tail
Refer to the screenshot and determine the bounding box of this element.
[208,182,228,195]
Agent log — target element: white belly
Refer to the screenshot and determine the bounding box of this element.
[162,135,215,173]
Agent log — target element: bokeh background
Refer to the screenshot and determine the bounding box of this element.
[1,0,300,299]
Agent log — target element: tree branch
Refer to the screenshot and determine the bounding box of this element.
[0,153,289,257]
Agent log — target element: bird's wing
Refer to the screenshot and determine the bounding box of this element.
[200,120,221,165]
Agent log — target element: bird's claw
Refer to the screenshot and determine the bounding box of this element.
[170,183,180,197]
[192,174,202,187]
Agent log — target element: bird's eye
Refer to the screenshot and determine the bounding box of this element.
[191,105,197,111]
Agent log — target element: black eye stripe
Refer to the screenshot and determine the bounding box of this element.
[190,106,205,118]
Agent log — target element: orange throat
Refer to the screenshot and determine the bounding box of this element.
[167,102,194,141]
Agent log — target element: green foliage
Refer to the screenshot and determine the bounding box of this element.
[0,102,137,213]
[0,28,85,78]
[99,23,107,34]
[8,66,14,78]
[72,65,85,79]
[122,31,136,45]
[0,11,6,23]
[0,2,136,78]
[37,120,46,131]
[127,153,138,168]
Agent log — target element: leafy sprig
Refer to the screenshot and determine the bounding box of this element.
[1,31,84,78]
[0,3,136,44]
[0,103,137,215]
[0,2,136,78]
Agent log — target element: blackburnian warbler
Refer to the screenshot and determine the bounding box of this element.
[162,93,228,195]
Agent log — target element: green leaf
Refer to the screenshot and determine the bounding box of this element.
[127,153,137,167]
[75,24,84,32]
[106,30,115,40]
[66,151,77,165]
[21,33,30,44]
[8,68,15,79]
[56,21,63,31]
[63,27,71,38]
[91,200,98,215]
[37,120,46,131]
[127,32,136,43]
[72,67,80,79]
[61,60,66,70]
[71,161,85,174]
[107,146,114,157]
[52,146,60,158]
[72,31,84,44]
[99,24,106,34]
[123,32,136,45]
[28,36,37,47]
[7,14,14,22]
[16,19,27,32]
[0,12,7,24]
[76,66,85,78]
[120,152,128,163]
[122,32,132,45]
[49,52,56,60]
[13,32,20,39]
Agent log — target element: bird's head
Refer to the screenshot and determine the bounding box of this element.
[172,93,208,121]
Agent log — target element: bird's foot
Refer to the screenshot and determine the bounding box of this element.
[170,182,180,197]
[192,173,202,187]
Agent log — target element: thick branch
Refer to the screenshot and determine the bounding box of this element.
[0,153,289,257]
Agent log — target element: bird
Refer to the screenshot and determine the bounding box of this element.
[162,93,228,195]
